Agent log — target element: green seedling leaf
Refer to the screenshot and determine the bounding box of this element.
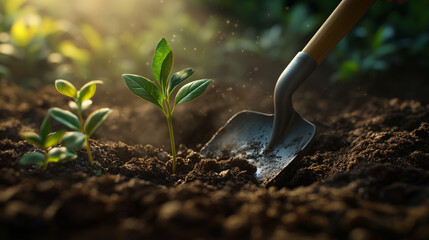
[84,108,112,136]
[122,74,163,109]
[168,68,194,95]
[20,132,43,147]
[175,79,212,105]
[68,101,79,111]
[81,100,93,111]
[49,107,81,131]
[60,149,78,162]
[39,115,51,141]
[152,38,172,86]
[55,79,77,99]
[62,131,86,149]
[19,152,45,166]
[77,80,103,104]
[47,147,77,163]
[44,131,66,148]
[160,51,173,91]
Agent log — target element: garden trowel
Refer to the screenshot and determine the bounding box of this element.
[201,0,376,185]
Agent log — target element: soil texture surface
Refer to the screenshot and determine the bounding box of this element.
[1,78,429,240]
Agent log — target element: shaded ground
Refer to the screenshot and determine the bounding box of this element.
[0,76,428,239]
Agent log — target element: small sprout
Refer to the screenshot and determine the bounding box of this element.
[19,115,75,169]
[123,38,212,174]
[50,79,112,167]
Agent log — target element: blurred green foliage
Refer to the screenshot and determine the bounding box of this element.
[197,0,429,82]
[0,0,428,88]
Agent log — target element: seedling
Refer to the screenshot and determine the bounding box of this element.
[50,79,112,167]
[19,115,76,169]
[123,38,212,174]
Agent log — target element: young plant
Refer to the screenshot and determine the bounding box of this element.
[19,116,76,169]
[50,79,112,167]
[122,38,212,174]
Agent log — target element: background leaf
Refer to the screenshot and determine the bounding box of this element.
[84,108,112,136]
[47,147,76,163]
[49,108,81,131]
[62,131,86,149]
[175,79,212,105]
[20,152,45,166]
[68,101,79,111]
[55,79,77,99]
[39,115,51,141]
[77,80,103,104]
[168,68,194,95]
[152,38,172,86]
[81,100,93,111]
[122,74,163,109]
[44,131,66,148]
[20,132,43,148]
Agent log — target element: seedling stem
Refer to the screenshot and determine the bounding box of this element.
[77,108,94,167]
[165,101,177,173]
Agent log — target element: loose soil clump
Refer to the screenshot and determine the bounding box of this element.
[0,80,428,239]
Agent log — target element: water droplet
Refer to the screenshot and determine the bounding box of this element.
[193,48,197,51]
[226,19,230,24]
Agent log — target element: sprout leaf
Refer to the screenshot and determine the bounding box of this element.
[49,107,81,131]
[84,108,112,136]
[175,79,212,105]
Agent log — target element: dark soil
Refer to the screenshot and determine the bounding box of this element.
[1,76,428,239]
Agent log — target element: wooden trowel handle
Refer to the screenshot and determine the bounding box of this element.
[302,0,376,64]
